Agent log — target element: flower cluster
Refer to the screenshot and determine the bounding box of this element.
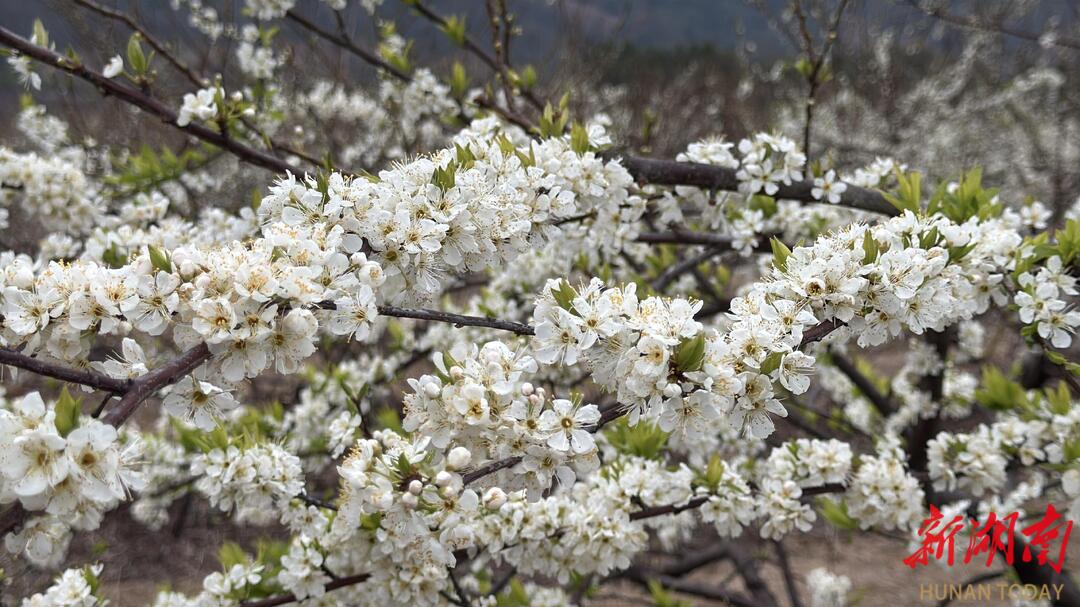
[763,438,852,487]
[402,341,600,494]
[806,567,854,607]
[1015,255,1080,348]
[1,392,142,566]
[191,442,305,525]
[176,85,219,127]
[0,147,104,234]
[18,563,103,607]
[736,133,807,196]
[844,436,925,531]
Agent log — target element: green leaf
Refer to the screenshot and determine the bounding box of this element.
[32,19,49,47]
[882,168,922,213]
[570,122,591,155]
[818,497,858,530]
[646,578,691,607]
[974,366,1029,412]
[550,279,577,312]
[147,244,172,273]
[449,61,468,98]
[520,65,537,89]
[604,418,668,460]
[126,33,147,74]
[861,230,879,264]
[673,333,706,373]
[770,237,791,272]
[431,163,456,190]
[54,387,81,437]
[376,408,405,435]
[218,542,248,569]
[439,15,467,46]
[759,351,783,375]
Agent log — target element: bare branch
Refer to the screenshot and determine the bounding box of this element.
[617,155,897,215]
[0,26,300,175]
[101,343,212,426]
[0,347,131,393]
[902,0,1080,52]
[238,573,371,607]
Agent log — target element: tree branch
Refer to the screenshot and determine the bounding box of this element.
[0,26,299,175]
[902,0,1080,51]
[0,347,131,393]
[377,305,535,336]
[238,573,371,607]
[617,155,898,215]
[773,539,805,607]
[830,351,895,416]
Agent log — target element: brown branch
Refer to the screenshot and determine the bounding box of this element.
[635,230,774,250]
[285,8,534,132]
[621,568,758,607]
[729,541,780,607]
[70,0,206,88]
[0,26,299,175]
[629,482,844,522]
[830,351,896,416]
[377,305,535,336]
[774,539,805,607]
[101,343,212,426]
[463,456,522,485]
[617,155,898,215]
[286,9,409,81]
[238,573,371,607]
[799,319,845,347]
[0,347,131,393]
[1,343,214,538]
[410,0,545,111]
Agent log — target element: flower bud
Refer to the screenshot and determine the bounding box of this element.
[230,91,243,102]
[483,487,507,510]
[521,382,534,396]
[434,470,454,487]
[408,479,423,495]
[423,382,441,399]
[446,447,471,471]
[401,492,418,509]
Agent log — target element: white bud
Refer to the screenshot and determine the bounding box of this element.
[401,492,418,509]
[441,483,459,498]
[434,470,454,487]
[521,382,534,396]
[483,487,507,510]
[293,125,304,135]
[230,91,243,102]
[408,479,423,495]
[423,382,441,399]
[663,383,682,398]
[446,447,471,471]
[450,366,464,380]
[242,107,255,116]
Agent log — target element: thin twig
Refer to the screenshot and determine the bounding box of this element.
[0,26,299,175]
